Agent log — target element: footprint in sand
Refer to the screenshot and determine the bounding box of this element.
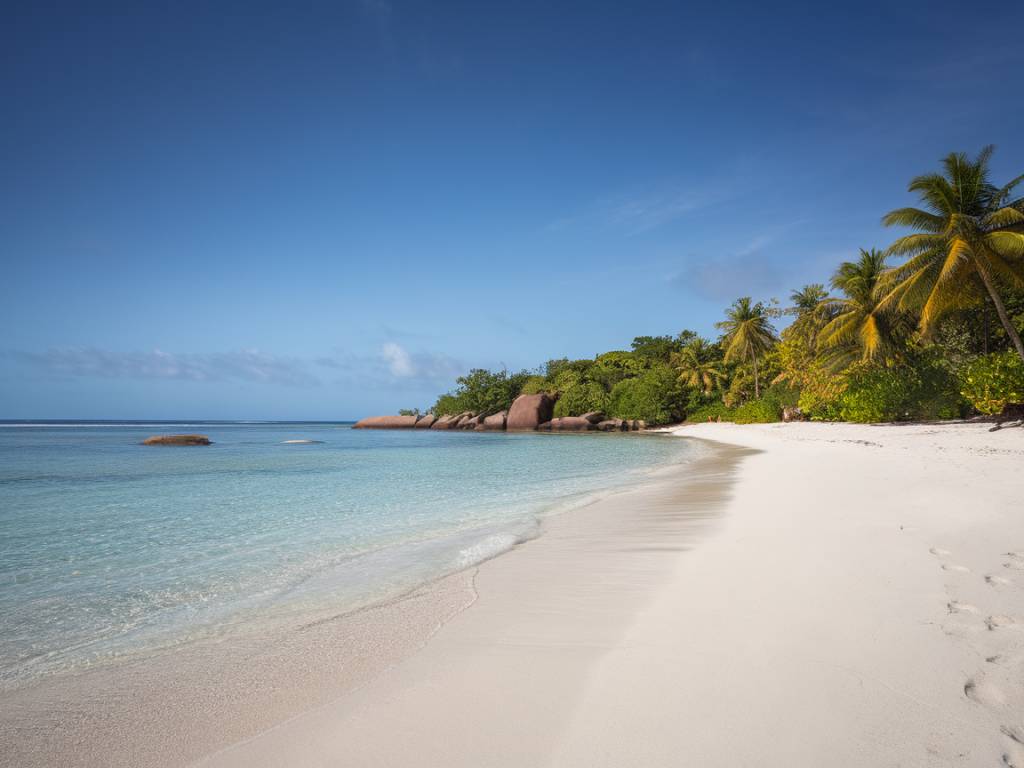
[948,601,978,615]
[930,547,952,557]
[942,563,971,573]
[1005,553,1024,571]
[965,672,1006,707]
[986,615,1017,631]
[988,574,1014,587]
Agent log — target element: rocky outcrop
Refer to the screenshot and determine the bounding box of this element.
[539,416,596,431]
[142,434,211,446]
[782,406,806,423]
[353,415,419,429]
[506,394,554,430]
[353,400,653,432]
[479,411,507,430]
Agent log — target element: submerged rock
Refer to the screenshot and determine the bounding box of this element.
[506,394,554,430]
[353,415,419,429]
[142,434,211,446]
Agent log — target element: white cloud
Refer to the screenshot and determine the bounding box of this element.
[381,342,415,377]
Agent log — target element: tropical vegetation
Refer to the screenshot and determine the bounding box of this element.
[424,147,1024,425]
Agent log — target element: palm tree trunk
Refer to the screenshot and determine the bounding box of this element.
[976,258,1024,362]
[752,353,760,399]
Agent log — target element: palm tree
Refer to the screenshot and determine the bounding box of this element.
[716,297,777,398]
[786,283,832,344]
[881,146,1024,361]
[789,284,829,316]
[818,249,904,368]
[671,338,724,396]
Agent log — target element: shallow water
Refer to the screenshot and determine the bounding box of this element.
[0,421,693,689]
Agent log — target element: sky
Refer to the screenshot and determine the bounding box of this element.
[2,0,1023,419]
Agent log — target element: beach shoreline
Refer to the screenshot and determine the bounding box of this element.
[5,422,1023,767]
[0,432,730,768]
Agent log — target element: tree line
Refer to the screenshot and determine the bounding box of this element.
[423,147,1024,425]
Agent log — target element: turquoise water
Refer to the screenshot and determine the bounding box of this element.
[0,422,692,690]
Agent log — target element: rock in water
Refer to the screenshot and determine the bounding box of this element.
[352,415,419,429]
[579,411,605,424]
[506,394,554,430]
[142,434,211,446]
[414,414,437,429]
[597,419,627,431]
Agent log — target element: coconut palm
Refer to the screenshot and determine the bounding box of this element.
[671,338,724,396]
[785,283,833,344]
[817,249,905,368]
[716,297,777,398]
[789,284,829,316]
[881,146,1024,361]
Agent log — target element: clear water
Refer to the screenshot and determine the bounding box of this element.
[0,421,692,690]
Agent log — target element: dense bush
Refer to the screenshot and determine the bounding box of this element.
[836,356,964,423]
[733,396,783,423]
[431,369,531,416]
[551,370,609,417]
[959,351,1024,415]
[686,401,735,422]
[607,364,685,424]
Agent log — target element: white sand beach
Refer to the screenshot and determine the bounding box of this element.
[197,422,1024,768]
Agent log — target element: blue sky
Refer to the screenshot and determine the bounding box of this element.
[2,0,1023,419]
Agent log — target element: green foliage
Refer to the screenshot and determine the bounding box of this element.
[398,408,421,417]
[608,364,685,424]
[836,356,964,423]
[686,401,735,422]
[551,370,609,417]
[431,368,530,416]
[733,396,782,424]
[629,332,696,364]
[959,351,1024,415]
[519,375,553,395]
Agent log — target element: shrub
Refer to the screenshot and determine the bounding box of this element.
[608,364,685,424]
[686,401,735,422]
[959,351,1024,415]
[837,356,964,423]
[733,397,782,424]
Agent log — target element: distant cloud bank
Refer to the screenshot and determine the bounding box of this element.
[5,342,465,389]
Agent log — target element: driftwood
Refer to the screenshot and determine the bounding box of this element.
[989,403,1024,432]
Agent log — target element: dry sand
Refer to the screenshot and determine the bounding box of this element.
[199,421,1024,767]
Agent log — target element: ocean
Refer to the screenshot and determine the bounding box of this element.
[0,421,693,691]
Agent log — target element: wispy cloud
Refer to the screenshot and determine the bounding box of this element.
[548,166,753,236]
[5,347,320,386]
[316,343,464,385]
[667,224,807,302]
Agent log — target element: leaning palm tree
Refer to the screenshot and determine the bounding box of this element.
[881,146,1024,361]
[818,249,905,368]
[716,297,777,398]
[671,338,724,396]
